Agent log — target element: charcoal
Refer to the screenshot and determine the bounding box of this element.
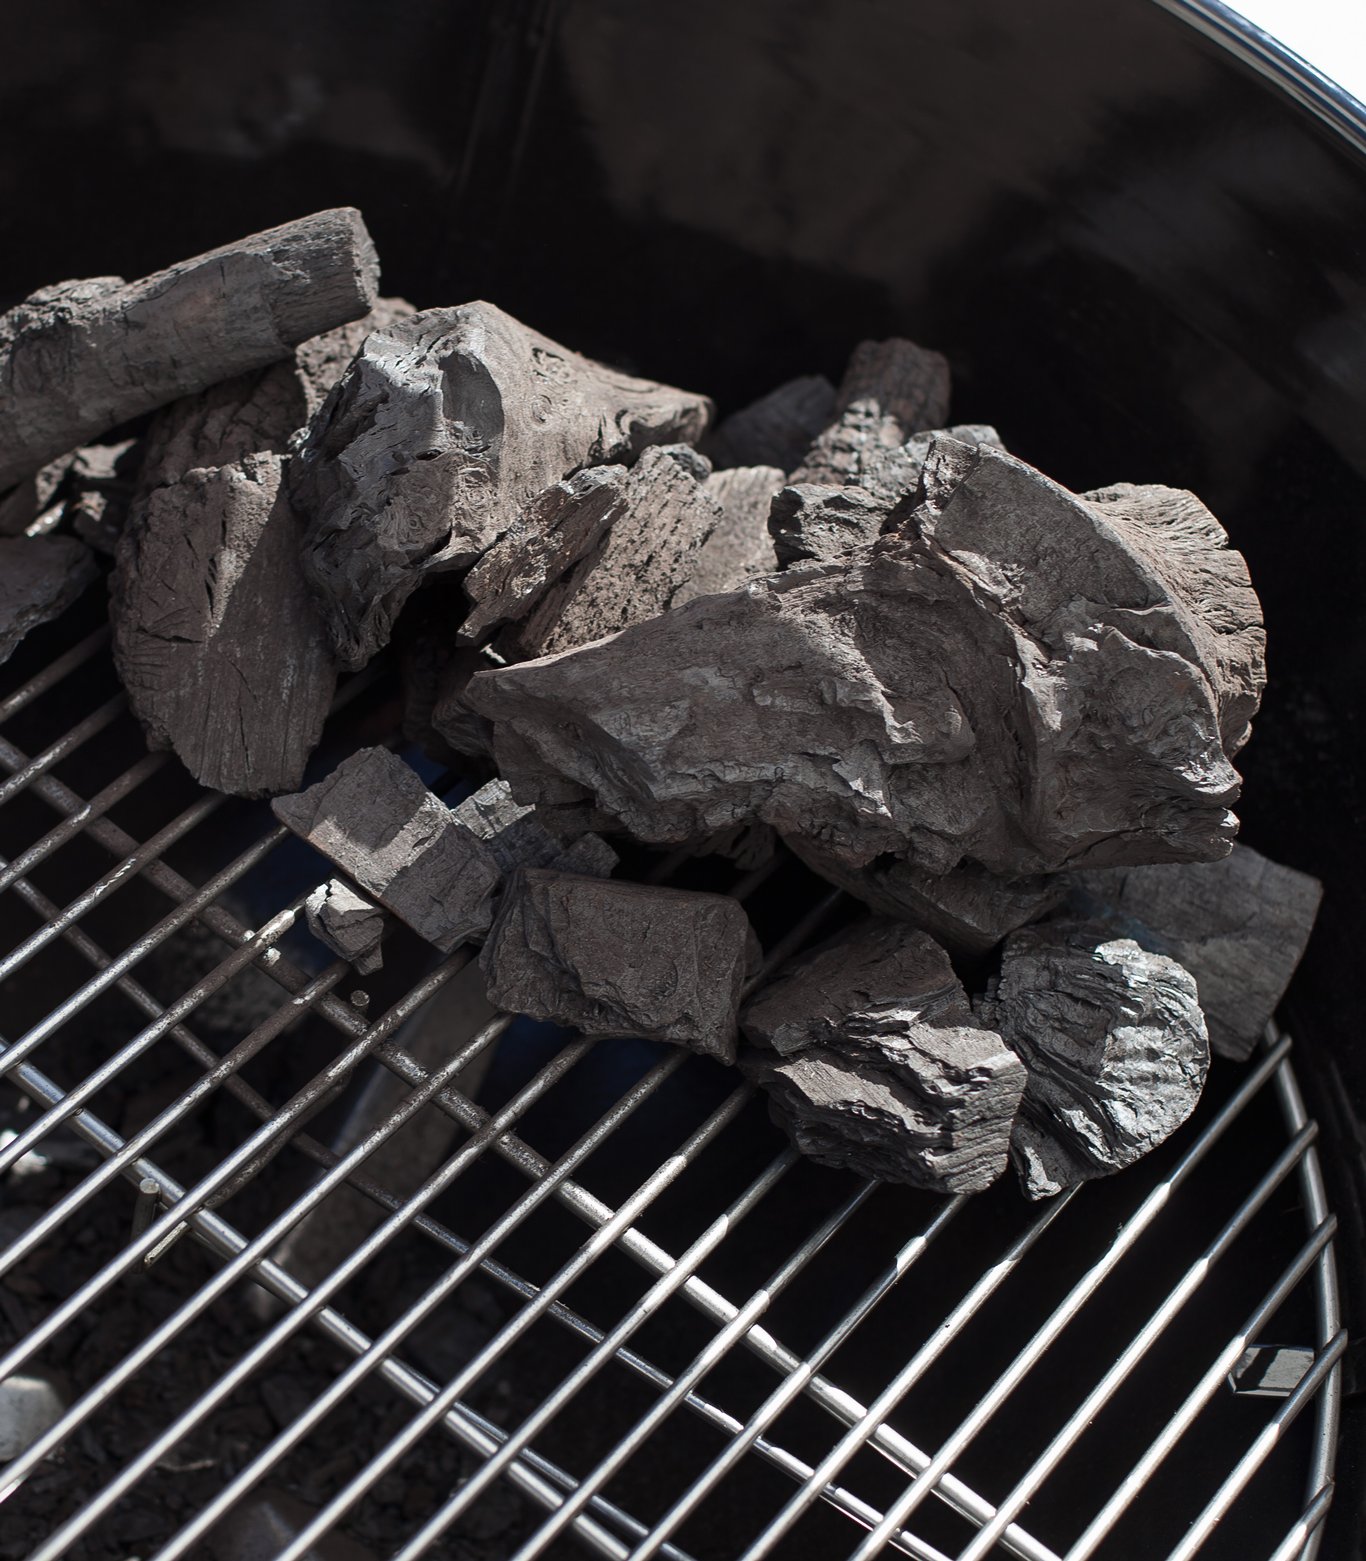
[704,374,836,473]
[739,919,1024,1192]
[109,301,410,797]
[0,535,97,663]
[0,208,379,489]
[770,426,1004,568]
[468,442,1263,875]
[671,464,785,602]
[272,748,502,952]
[978,920,1209,1199]
[451,778,617,879]
[788,838,1063,955]
[508,445,722,658]
[305,880,388,976]
[290,302,712,668]
[0,1372,67,1461]
[458,466,628,644]
[768,483,888,568]
[111,453,336,797]
[480,869,760,1063]
[789,338,951,490]
[0,453,74,536]
[65,440,141,554]
[1065,843,1323,1060]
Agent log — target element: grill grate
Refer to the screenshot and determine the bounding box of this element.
[0,604,1343,1561]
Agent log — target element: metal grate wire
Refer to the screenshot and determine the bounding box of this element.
[0,604,1343,1561]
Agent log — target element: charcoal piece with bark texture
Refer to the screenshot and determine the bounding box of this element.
[451,779,617,879]
[676,465,785,602]
[788,837,1063,956]
[0,535,97,663]
[457,466,628,644]
[111,453,336,797]
[506,446,722,659]
[272,747,502,952]
[468,442,1262,876]
[110,301,410,797]
[703,375,837,473]
[290,302,712,668]
[481,869,759,1063]
[0,208,379,489]
[739,919,1025,1192]
[305,880,388,976]
[1065,844,1322,1060]
[789,338,950,491]
[978,921,1209,1199]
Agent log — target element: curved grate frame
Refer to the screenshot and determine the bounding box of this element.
[0,603,1343,1561]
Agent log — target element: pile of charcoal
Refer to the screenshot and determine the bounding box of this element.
[0,207,1322,1200]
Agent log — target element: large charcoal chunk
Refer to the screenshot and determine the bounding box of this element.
[704,375,836,473]
[768,483,888,569]
[290,303,712,667]
[979,921,1209,1199]
[272,748,501,952]
[1065,844,1322,1060]
[508,445,723,658]
[739,920,1024,1192]
[788,838,1063,955]
[467,440,1261,876]
[480,870,759,1063]
[0,208,379,489]
[0,535,97,663]
[111,454,336,797]
[790,338,950,490]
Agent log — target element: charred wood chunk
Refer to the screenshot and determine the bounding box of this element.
[787,838,1062,956]
[458,466,629,644]
[768,483,888,569]
[0,535,97,663]
[790,338,950,490]
[272,747,502,952]
[704,375,837,473]
[305,879,388,976]
[467,441,1260,875]
[0,208,379,489]
[1064,845,1322,1061]
[111,454,337,797]
[451,779,617,880]
[739,919,1024,1192]
[290,302,712,668]
[507,446,722,659]
[978,921,1209,1199]
[676,465,785,602]
[0,453,74,537]
[480,869,759,1063]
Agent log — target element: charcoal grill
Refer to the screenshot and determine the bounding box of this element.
[3,1,1366,1557]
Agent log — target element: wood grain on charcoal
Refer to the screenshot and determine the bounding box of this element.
[481,869,759,1063]
[978,920,1209,1199]
[272,748,503,953]
[0,535,97,663]
[508,446,723,658]
[1065,844,1323,1060]
[0,208,379,489]
[740,919,1025,1192]
[111,300,409,797]
[290,302,712,668]
[450,779,617,879]
[467,440,1263,876]
[789,338,951,491]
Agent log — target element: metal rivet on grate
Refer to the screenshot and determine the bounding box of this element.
[0,604,1342,1561]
